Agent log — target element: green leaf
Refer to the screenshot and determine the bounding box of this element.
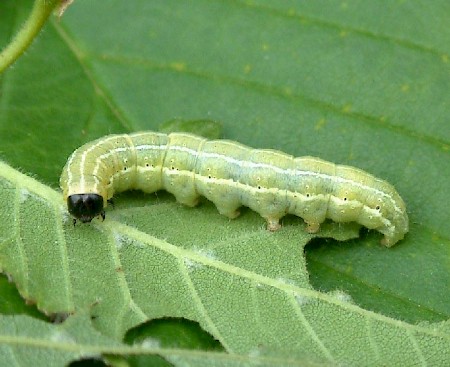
[158,119,223,139]
[0,274,46,319]
[0,313,121,367]
[0,0,449,365]
[0,159,449,365]
[0,312,261,367]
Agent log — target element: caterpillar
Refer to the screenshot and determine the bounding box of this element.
[60,132,408,246]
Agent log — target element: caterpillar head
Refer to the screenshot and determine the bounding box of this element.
[67,194,105,223]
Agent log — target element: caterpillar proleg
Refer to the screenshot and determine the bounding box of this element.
[60,132,408,246]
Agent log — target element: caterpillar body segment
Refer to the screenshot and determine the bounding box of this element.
[60,132,408,246]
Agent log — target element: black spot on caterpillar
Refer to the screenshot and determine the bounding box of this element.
[60,132,408,246]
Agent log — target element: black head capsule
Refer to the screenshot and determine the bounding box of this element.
[67,194,105,223]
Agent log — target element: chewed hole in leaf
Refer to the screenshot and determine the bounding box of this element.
[124,317,225,351]
[68,358,108,367]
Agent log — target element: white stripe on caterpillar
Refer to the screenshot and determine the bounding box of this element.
[60,132,408,246]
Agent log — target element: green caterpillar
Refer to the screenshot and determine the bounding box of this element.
[60,132,408,246]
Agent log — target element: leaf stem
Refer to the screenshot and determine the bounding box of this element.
[0,0,61,73]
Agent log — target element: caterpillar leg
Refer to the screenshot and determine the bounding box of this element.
[266,218,281,231]
[381,236,395,248]
[175,195,200,208]
[215,203,240,219]
[304,220,320,233]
